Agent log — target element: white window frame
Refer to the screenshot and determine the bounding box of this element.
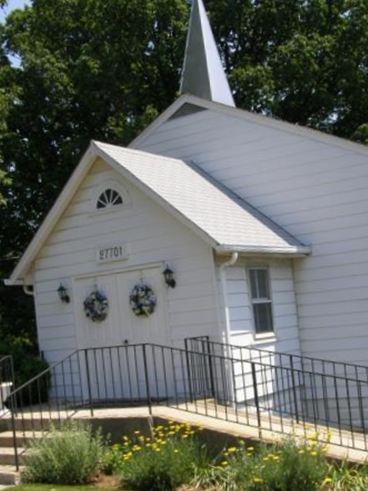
[91,180,131,215]
[248,267,275,336]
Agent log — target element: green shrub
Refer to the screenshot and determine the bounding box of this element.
[326,462,368,490]
[23,421,105,484]
[102,422,208,491]
[193,438,329,491]
[0,336,49,404]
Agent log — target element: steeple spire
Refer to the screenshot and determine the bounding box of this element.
[180,0,235,107]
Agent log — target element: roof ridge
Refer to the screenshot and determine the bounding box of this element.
[93,140,187,165]
[130,95,368,157]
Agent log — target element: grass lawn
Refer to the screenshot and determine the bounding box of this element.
[8,486,105,491]
[8,476,120,491]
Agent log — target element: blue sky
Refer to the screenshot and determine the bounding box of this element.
[0,0,29,23]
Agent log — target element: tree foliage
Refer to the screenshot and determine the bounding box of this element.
[0,0,368,350]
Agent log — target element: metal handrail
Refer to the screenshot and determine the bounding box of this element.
[188,335,368,379]
[7,340,368,471]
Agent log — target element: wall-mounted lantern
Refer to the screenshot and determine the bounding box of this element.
[163,266,176,288]
[58,283,70,304]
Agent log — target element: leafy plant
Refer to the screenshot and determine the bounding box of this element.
[102,422,208,491]
[0,336,49,405]
[193,437,329,491]
[23,421,105,485]
[325,461,368,491]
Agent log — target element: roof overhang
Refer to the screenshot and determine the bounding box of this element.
[6,139,310,287]
[214,244,311,257]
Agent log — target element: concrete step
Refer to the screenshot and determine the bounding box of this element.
[0,431,44,448]
[0,447,26,466]
[0,465,21,485]
[8,417,64,432]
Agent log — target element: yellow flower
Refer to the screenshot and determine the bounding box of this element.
[173,449,179,453]
[123,436,129,441]
[227,447,237,454]
[253,477,263,484]
[308,433,318,441]
[155,448,161,453]
[310,451,318,457]
[247,447,254,452]
[323,477,333,484]
[298,450,304,454]
[132,445,141,452]
[221,461,229,466]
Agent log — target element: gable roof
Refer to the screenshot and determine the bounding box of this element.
[130,94,368,157]
[6,141,309,285]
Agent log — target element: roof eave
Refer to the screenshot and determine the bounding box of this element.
[215,244,311,257]
[4,279,24,286]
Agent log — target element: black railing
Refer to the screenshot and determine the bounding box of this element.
[187,336,368,447]
[6,341,368,470]
[0,355,14,417]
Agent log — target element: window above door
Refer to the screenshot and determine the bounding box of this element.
[96,188,123,210]
[92,180,131,214]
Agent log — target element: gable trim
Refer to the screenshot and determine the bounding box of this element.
[5,145,97,286]
[130,94,368,157]
[5,141,218,285]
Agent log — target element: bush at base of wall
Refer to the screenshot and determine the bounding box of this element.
[0,337,49,404]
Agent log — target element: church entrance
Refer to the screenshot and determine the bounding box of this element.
[73,266,169,402]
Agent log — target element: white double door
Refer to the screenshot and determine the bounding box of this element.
[74,266,169,402]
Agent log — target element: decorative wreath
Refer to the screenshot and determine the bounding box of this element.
[84,289,109,322]
[130,283,157,317]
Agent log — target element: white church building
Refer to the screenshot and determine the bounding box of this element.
[5,0,368,429]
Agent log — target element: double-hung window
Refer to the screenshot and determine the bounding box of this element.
[249,268,274,334]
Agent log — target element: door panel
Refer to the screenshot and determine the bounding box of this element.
[73,267,168,402]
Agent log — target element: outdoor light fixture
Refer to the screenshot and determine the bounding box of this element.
[58,283,70,304]
[163,266,176,288]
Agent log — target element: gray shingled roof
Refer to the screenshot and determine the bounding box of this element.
[96,141,308,255]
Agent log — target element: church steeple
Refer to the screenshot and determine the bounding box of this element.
[180,0,235,107]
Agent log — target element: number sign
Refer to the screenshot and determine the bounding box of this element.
[97,243,129,264]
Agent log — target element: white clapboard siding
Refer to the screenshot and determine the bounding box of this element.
[223,260,300,356]
[136,108,368,364]
[32,158,221,365]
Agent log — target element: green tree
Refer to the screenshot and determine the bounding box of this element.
[0,0,188,352]
[1,0,368,358]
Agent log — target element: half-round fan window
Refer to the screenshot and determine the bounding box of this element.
[96,189,123,210]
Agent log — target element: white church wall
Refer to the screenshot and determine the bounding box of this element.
[221,260,300,406]
[32,157,221,366]
[135,108,368,365]
[224,260,300,353]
